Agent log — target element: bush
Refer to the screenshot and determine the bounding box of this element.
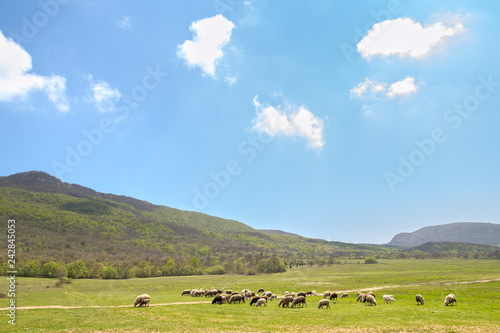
[365,257,378,264]
[207,265,226,275]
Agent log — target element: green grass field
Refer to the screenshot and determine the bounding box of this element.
[1,259,500,332]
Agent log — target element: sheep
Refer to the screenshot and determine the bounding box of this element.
[297,291,307,298]
[225,289,232,294]
[306,291,313,296]
[133,294,150,307]
[190,289,197,296]
[205,289,217,297]
[257,288,265,294]
[368,292,376,298]
[318,299,330,309]
[444,294,457,306]
[194,290,205,297]
[341,292,348,299]
[356,293,366,302]
[329,292,337,301]
[263,291,272,298]
[364,294,377,306]
[245,291,255,300]
[212,295,224,305]
[416,294,425,305]
[181,289,191,296]
[260,295,269,302]
[383,295,396,304]
[291,296,307,308]
[290,292,297,298]
[256,298,267,307]
[249,296,261,306]
[279,296,294,308]
[323,291,331,299]
[228,294,245,304]
[270,294,278,301]
[311,290,318,296]
[284,291,290,295]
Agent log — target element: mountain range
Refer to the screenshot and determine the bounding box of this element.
[0,171,498,278]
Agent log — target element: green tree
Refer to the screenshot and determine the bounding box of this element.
[41,262,60,278]
[66,260,88,278]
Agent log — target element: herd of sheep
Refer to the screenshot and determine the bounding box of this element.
[133,288,458,309]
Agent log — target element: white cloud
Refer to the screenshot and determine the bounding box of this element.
[224,74,238,85]
[387,76,418,98]
[88,76,121,113]
[177,15,235,76]
[357,17,464,59]
[117,16,131,30]
[252,96,324,149]
[350,78,387,99]
[0,30,68,111]
[351,76,421,99]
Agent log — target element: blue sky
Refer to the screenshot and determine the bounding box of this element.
[1,0,499,244]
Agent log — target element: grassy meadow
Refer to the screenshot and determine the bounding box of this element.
[1,259,500,332]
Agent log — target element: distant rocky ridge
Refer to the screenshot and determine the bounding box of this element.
[386,222,500,247]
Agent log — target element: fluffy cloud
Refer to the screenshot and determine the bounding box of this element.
[350,78,387,99]
[252,96,324,149]
[387,76,418,98]
[0,30,68,111]
[357,17,464,59]
[177,15,235,76]
[89,78,121,113]
[351,76,420,99]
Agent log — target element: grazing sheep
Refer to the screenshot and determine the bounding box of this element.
[284,291,290,295]
[249,296,261,306]
[341,293,348,299]
[190,289,197,296]
[228,294,245,304]
[444,294,457,306]
[416,294,425,305]
[323,291,331,299]
[194,290,205,297]
[256,298,267,307]
[368,292,376,298]
[205,289,217,297]
[212,295,224,305]
[245,291,254,300]
[270,294,277,301]
[258,288,265,294]
[329,292,337,301]
[306,291,313,296]
[260,295,269,302]
[297,291,306,298]
[279,296,294,308]
[356,293,366,302]
[318,299,330,309]
[216,289,223,294]
[181,289,191,296]
[312,290,318,296]
[133,294,150,307]
[364,294,377,306]
[264,291,272,298]
[291,296,307,308]
[225,290,232,295]
[290,292,297,298]
[383,295,396,304]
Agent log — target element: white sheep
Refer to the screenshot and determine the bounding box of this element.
[323,291,331,299]
[383,295,395,304]
[318,299,330,309]
[270,294,277,301]
[256,298,267,307]
[133,294,150,307]
[312,290,318,296]
[444,294,457,306]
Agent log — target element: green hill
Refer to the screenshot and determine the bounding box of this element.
[1,171,498,279]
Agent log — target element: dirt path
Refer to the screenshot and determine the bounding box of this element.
[4,278,500,311]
